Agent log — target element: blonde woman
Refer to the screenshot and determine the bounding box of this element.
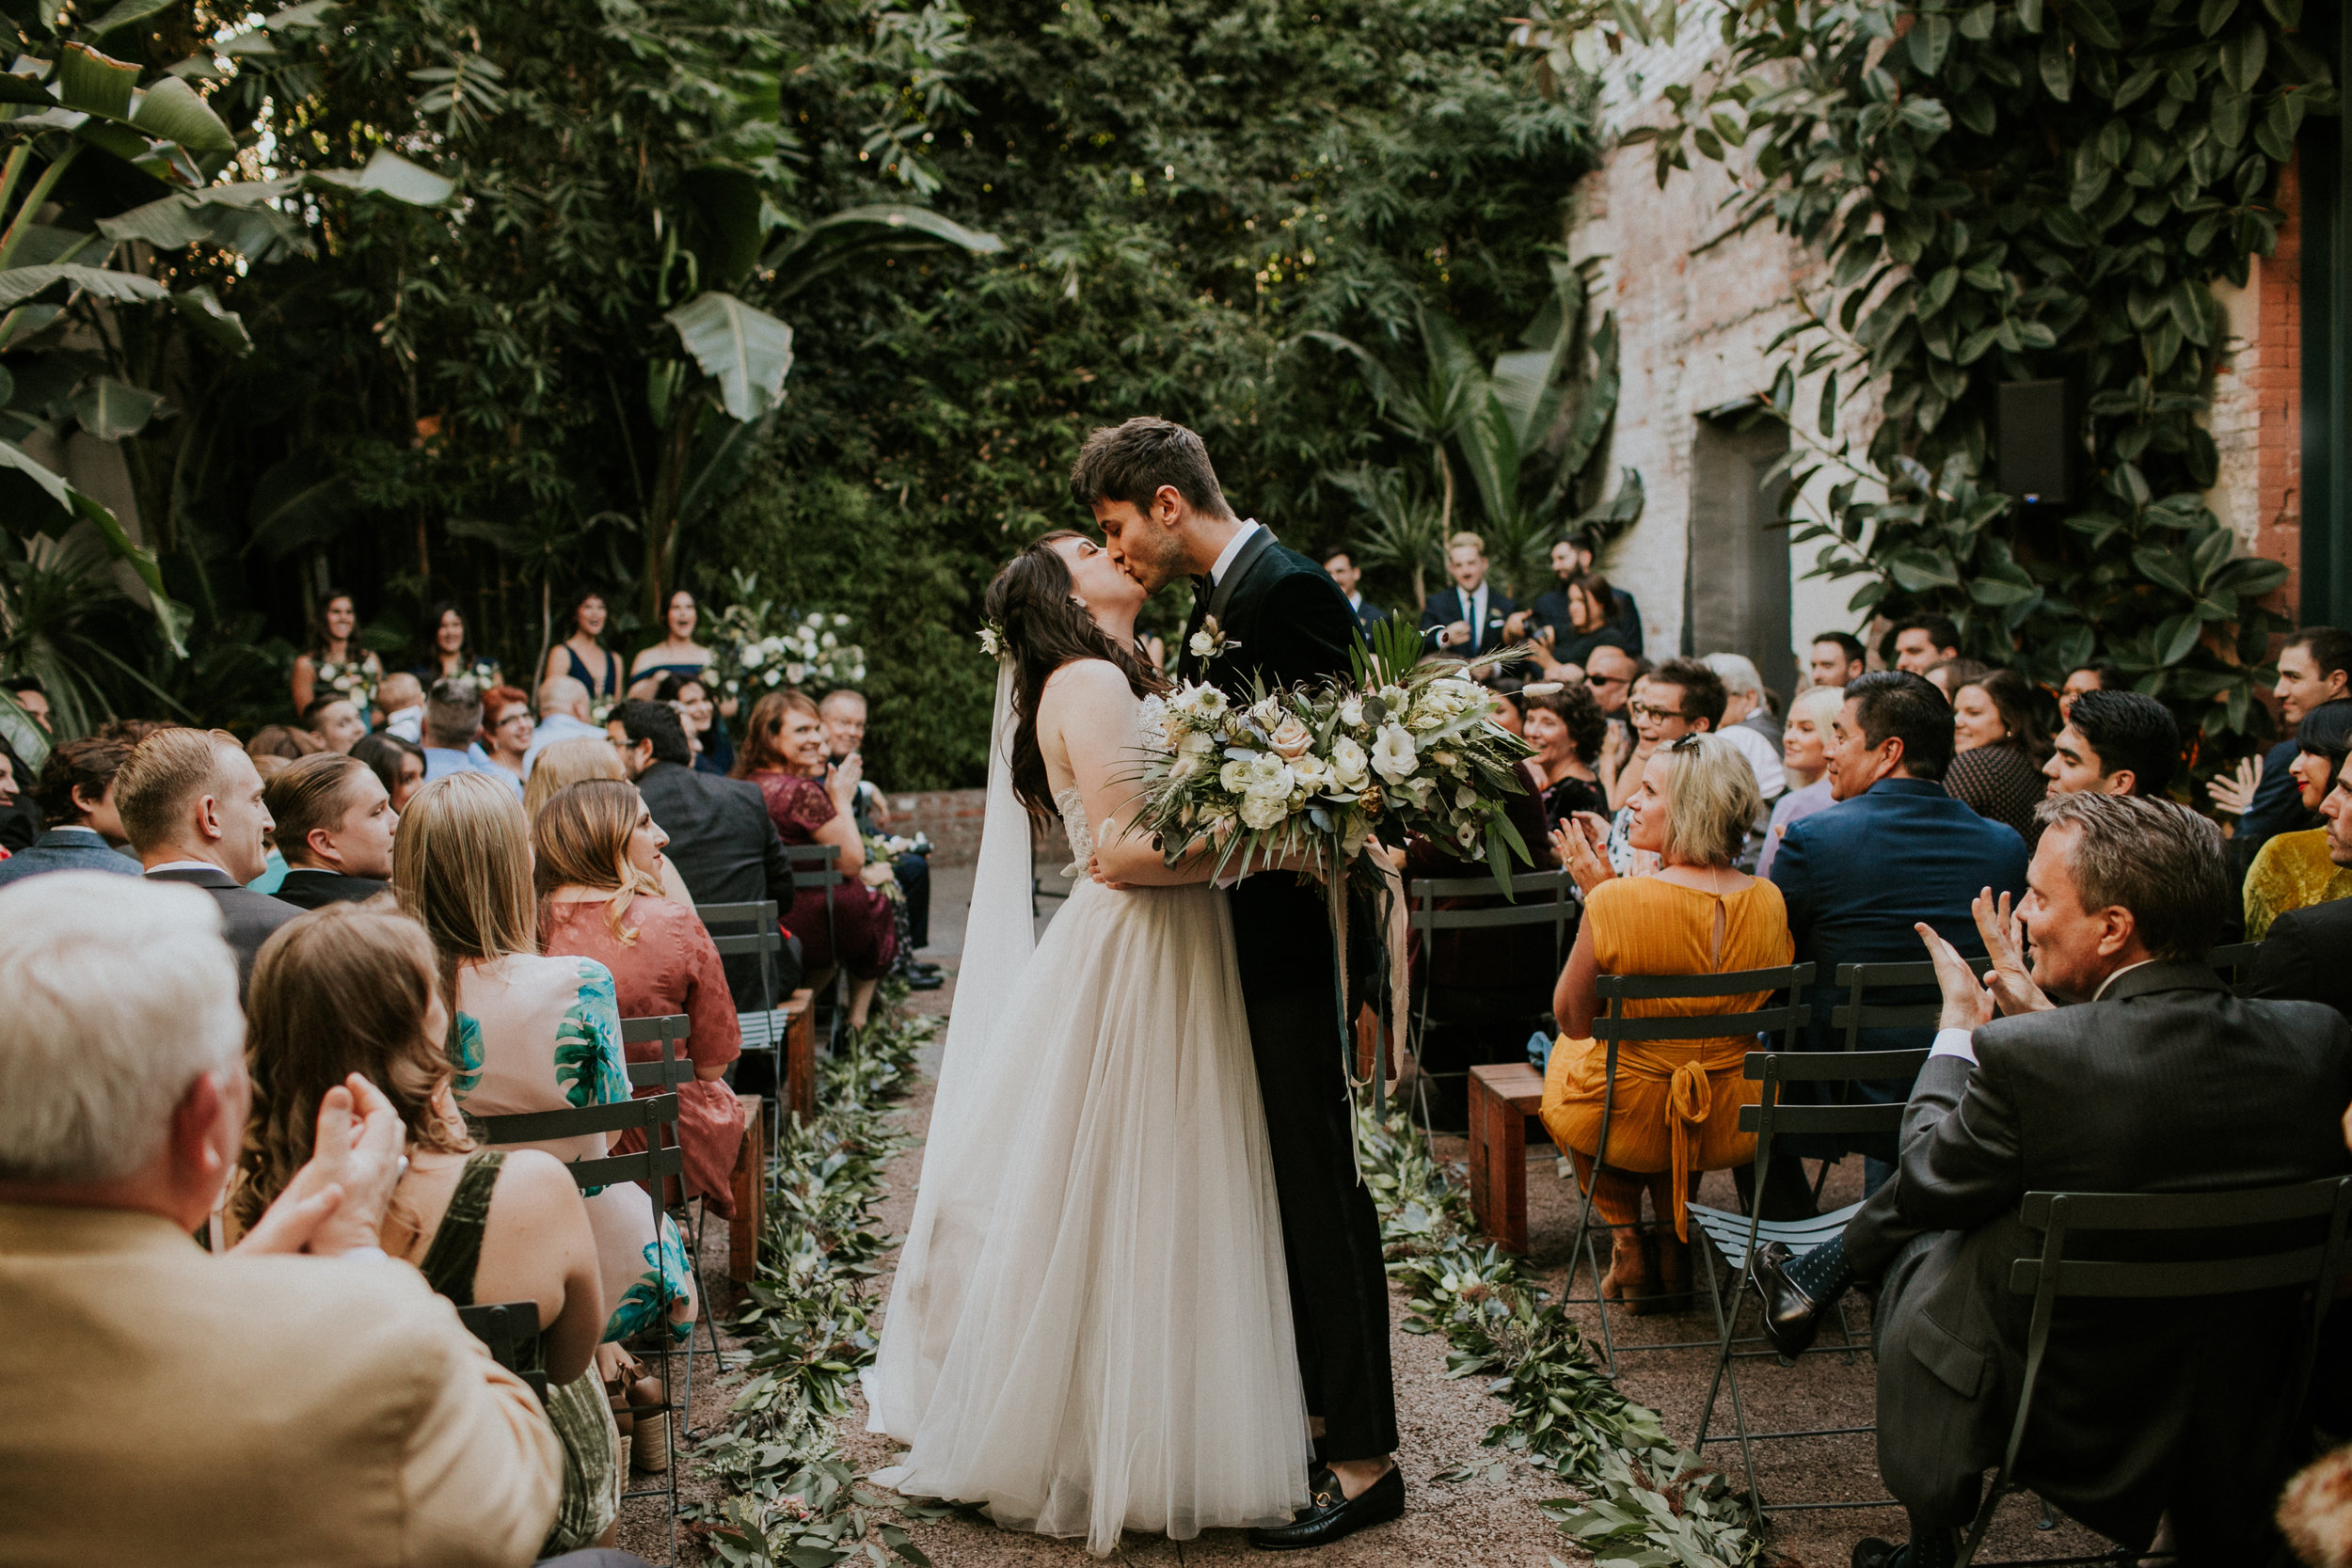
[1545,733,1794,1311]
[536,780,745,1216]
[1756,684,1842,879]
[393,771,696,1348]
[238,902,618,1555]
[527,737,694,906]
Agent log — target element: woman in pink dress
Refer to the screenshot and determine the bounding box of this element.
[535,778,746,1215]
[733,689,898,1031]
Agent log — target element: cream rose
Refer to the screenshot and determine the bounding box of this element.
[1268,713,1313,759]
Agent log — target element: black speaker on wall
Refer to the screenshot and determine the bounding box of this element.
[1996,378,2083,505]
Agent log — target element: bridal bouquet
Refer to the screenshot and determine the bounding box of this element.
[1126,620,1537,893]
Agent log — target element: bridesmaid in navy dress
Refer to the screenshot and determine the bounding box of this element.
[542,589,623,706]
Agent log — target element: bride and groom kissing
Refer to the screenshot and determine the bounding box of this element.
[859,418,1406,1556]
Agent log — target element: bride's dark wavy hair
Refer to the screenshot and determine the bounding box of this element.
[986,530,1168,821]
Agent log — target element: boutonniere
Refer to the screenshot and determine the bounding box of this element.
[1188,615,1241,662]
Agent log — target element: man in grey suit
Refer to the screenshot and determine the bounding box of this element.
[116,727,299,997]
[1753,792,2352,1568]
[0,736,141,887]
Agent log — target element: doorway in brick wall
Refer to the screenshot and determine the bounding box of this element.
[1683,414,1797,702]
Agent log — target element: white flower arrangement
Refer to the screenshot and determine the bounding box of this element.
[313,655,381,716]
[707,572,868,698]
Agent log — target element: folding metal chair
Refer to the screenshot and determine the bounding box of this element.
[455,1299,549,1403]
[622,1015,725,1434]
[1685,1045,1929,1523]
[1562,960,1813,1376]
[1957,1175,2352,1565]
[697,899,788,1175]
[2208,938,2263,992]
[467,1091,687,1561]
[783,842,849,1048]
[1404,866,1578,1127]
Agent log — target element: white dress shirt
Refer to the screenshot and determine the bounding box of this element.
[1207,519,1263,586]
[1929,958,2158,1065]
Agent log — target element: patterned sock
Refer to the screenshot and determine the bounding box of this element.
[1784,1235,1853,1304]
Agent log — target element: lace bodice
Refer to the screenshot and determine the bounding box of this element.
[1053,692,1166,877]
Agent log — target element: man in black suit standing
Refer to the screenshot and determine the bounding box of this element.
[1322,549,1389,638]
[115,727,299,996]
[1754,793,2352,1568]
[266,753,396,910]
[2249,746,2352,1022]
[1416,532,1514,659]
[1079,418,1401,1549]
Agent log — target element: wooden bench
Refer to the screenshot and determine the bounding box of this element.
[739,988,817,1125]
[1467,1061,1547,1254]
[728,1094,766,1284]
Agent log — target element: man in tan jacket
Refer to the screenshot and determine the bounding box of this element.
[0,872,563,1567]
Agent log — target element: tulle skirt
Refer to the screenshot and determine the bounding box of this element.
[865,879,1311,1554]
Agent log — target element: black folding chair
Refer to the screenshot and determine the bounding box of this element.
[1404,866,1578,1126]
[1563,961,1813,1376]
[1684,1046,1929,1523]
[455,1299,549,1404]
[2209,939,2263,992]
[784,842,849,1048]
[622,1015,725,1434]
[467,1091,687,1560]
[1956,1175,2352,1565]
[698,898,788,1180]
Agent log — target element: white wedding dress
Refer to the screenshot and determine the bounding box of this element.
[864,670,1311,1556]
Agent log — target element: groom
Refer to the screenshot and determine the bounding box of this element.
[1076,417,1404,1549]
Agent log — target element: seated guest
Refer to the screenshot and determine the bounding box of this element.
[2042,688,2178,799]
[1808,631,1867,689]
[2242,699,2352,939]
[820,687,936,984]
[2058,658,2120,719]
[609,701,799,1025]
[1922,655,1990,700]
[237,901,617,1556]
[2217,626,2352,864]
[352,730,426,812]
[393,772,695,1347]
[1703,651,1787,801]
[421,677,521,801]
[118,726,299,992]
[246,723,323,762]
[0,736,139,886]
[1945,668,2050,842]
[653,672,730,774]
[2249,749,2352,1022]
[1559,531,1644,656]
[1523,683,1609,825]
[1756,684,1841,879]
[1770,672,2028,1199]
[1528,568,1635,678]
[479,684,534,788]
[378,671,427,742]
[265,752,397,910]
[733,690,899,1031]
[0,873,561,1565]
[302,695,368,754]
[1755,794,2352,1568]
[1545,733,1788,1310]
[527,737,697,908]
[524,675,605,774]
[536,780,745,1216]
[1884,613,1961,674]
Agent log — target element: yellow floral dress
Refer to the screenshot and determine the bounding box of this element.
[2242,829,2352,941]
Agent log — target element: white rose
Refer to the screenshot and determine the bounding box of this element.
[1268,714,1313,759]
[768,670,785,686]
[1372,724,1418,784]
[1179,729,1216,759]
[1188,627,1217,659]
[1339,695,1364,729]
[820,632,838,650]
[1239,791,1291,831]
[1291,752,1332,792]
[1238,754,1295,800]
[1248,696,1284,731]
[742,644,765,668]
[1220,758,1254,793]
[1379,685,1407,710]
[1330,736,1370,788]
[333,675,352,690]
[786,662,805,683]
[834,614,850,627]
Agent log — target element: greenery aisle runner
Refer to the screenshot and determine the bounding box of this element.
[692,1003,1764,1568]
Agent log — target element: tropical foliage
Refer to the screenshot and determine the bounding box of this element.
[1515,0,2330,750]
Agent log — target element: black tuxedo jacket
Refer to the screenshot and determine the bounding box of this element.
[145,865,302,996]
[1844,962,2352,1550]
[632,759,795,1008]
[2248,897,2352,1022]
[1177,530,1363,990]
[272,869,390,911]
[1417,583,1515,657]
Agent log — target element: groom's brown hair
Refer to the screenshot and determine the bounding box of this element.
[1068,418,1233,518]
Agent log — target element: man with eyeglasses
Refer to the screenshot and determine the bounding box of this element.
[1598,657,1723,876]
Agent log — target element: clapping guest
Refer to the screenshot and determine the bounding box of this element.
[235,901,617,1556]
[653,673,730,774]
[2249,751,2352,1022]
[2214,626,2352,866]
[289,587,382,720]
[479,685,535,788]
[1545,733,1790,1310]
[1418,532,1515,657]
[1945,667,2050,841]
[1523,684,1609,825]
[1756,684,1841,879]
[0,873,562,1568]
[352,731,426,812]
[266,753,397,910]
[415,601,500,689]
[2242,700,2352,939]
[734,690,899,1031]
[535,781,746,1217]
[119,727,298,993]
[820,688,936,983]
[0,736,140,887]
[302,695,368,754]
[393,772,696,1348]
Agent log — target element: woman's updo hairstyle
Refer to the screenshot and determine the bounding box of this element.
[984,530,1166,820]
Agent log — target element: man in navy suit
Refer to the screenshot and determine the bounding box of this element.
[1416,532,1515,658]
[0,736,142,888]
[1768,670,2030,1199]
[1322,549,1390,638]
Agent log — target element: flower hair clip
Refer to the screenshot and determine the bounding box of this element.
[977,619,1009,661]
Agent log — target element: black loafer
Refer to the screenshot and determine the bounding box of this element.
[1750,1241,1822,1359]
[1851,1540,1904,1568]
[1248,1464,1404,1550]
[906,972,945,991]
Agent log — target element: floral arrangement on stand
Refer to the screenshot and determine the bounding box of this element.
[708,571,869,701]
[312,654,382,717]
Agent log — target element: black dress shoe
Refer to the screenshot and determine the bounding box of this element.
[1248,1464,1405,1550]
[1750,1241,1823,1359]
[1851,1540,1903,1568]
[906,971,945,991]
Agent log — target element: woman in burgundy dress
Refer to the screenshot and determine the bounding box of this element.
[534,777,747,1215]
[734,689,898,1031]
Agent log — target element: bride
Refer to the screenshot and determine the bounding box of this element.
[863,530,1311,1554]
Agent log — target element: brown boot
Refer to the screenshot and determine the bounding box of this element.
[1650,1224,1693,1313]
[1601,1226,1654,1307]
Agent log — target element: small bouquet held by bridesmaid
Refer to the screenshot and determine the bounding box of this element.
[1125,619,1538,895]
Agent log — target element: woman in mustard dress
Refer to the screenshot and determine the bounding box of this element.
[1545,732,1793,1312]
[2244,703,2352,938]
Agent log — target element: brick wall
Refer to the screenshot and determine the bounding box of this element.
[884,787,1072,870]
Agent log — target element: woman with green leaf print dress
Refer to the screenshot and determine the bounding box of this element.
[395,771,697,1343]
